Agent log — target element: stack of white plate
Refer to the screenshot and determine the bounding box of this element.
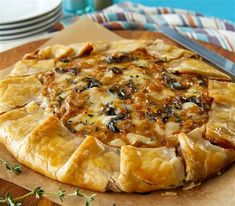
[0,0,62,40]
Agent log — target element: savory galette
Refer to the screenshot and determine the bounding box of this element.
[0,39,234,192]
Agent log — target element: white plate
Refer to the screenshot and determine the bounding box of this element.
[0,15,61,40]
[0,0,62,24]
[0,10,62,35]
[0,4,61,30]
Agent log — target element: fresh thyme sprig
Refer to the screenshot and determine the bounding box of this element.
[0,158,22,174]
[74,189,96,206]
[0,187,96,206]
[0,157,96,205]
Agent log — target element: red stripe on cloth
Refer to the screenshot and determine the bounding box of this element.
[187,15,196,28]
[105,22,125,30]
[163,8,168,14]
[93,14,105,23]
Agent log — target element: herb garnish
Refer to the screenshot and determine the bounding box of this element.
[75,189,96,206]
[57,95,64,106]
[0,187,96,206]
[0,158,96,205]
[66,78,74,84]
[0,158,22,174]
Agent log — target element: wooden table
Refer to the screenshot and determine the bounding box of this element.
[0,30,234,206]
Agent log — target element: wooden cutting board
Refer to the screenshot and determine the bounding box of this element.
[0,31,234,206]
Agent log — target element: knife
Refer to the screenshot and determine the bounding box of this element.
[158,25,235,81]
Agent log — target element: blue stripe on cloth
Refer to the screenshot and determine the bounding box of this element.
[178,29,230,50]
[178,15,188,27]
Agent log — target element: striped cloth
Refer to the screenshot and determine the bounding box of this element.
[60,2,235,52]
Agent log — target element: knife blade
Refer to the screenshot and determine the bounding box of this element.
[159,25,235,81]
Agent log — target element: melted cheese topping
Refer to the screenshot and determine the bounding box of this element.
[40,49,212,148]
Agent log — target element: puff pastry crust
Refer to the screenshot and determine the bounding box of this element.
[0,39,234,193]
[0,75,42,113]
[18,115,82,179]
[0,102,48,157]
[179,126,235,182]
[114,145,185,192]
[10,59,55,76]
[57,136,120,192]
[166,58,230,80]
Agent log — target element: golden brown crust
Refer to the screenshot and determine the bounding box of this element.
[166,58,231,80]
[114,145,185,192]
[0,102,47,157]
[205,81,235,149]
[208,80,235,106]
[18,115,82,179]
[206,103,235,149]
[37,44,75,60]
[57,136,120,192]
[146,39,195,60]
[179,127,235,182]
[10,59,55,76]
[0,76,42,113]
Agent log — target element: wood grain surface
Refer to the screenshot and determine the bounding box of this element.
[0,30,234,206]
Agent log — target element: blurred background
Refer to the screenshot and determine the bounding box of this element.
[114,0,235,22]
[63,0,235,22]
[0,0,234,52]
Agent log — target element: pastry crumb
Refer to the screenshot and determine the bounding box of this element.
[183,182,201,190]
[217,171,222,176]
[161,191,178,196]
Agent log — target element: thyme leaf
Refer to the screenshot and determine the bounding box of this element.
[0,158,22,174]
[85,194,96,206]
[75,189,85,197]
[33,187,44,199]
[6,192,22,206]
[57,187,66,201]
[75,189,96,206]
